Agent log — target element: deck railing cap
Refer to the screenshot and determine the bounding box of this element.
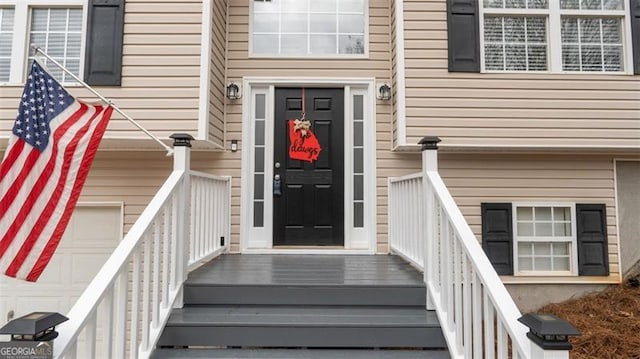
[170,133,194,148]
[418,137,442,151]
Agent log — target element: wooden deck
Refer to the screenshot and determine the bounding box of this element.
[187,254,424,287]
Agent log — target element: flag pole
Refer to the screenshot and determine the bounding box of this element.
[32,46,174,156]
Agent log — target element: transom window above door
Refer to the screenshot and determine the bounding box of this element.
[251,0,367,56]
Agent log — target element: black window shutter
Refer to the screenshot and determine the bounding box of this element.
[576,204,609,276]
[84,0,125,86]
[631,0,640,75]
[481,203,513,275]
[447,0,480,72]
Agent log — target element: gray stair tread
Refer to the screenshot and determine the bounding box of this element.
[188,254,424,287]
[167,306,438,327]
[151,349,450,359]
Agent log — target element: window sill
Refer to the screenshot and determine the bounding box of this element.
[480,70,633,76]
[501,275,620,284]
[248,54,370,60]
[1,82,84,87]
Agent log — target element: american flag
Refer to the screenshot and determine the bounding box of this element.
[0,61,112,282]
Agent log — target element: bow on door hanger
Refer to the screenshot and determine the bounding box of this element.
[288,88,321,163]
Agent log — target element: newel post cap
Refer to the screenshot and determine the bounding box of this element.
[170,133,194,148]
[518,313,581,350]
[0,312,68,341]
[418,137,442,151]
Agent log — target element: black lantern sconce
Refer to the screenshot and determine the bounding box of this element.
[226,82,241,100]
[377,83,391,100]
[518,313,581,350]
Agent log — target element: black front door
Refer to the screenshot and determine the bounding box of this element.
[273,88,344,246]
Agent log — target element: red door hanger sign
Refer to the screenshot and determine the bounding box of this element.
[288,119,321,163]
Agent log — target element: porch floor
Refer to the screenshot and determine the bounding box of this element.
[187,253,424,287]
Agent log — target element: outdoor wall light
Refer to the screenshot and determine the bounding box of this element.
[230,139,238,152]
[226,82,241,100]
[377,83,391,100]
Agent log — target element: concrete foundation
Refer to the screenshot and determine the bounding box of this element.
[506,284,611,313]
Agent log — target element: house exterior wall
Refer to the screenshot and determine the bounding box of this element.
[0,0,636,295]
[0,0,206,146]
[398,0,640,150]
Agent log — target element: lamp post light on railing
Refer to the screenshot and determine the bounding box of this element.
[0,312,68,357]
[518,313,581,358]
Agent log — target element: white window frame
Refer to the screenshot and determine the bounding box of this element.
[0,0,87,85]
[248,0,369,59]
[479,0,634,74]
[512,202,579,276]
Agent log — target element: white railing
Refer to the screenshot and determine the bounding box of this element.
[188,172,231,271]
[389,145,561,359]
[387,173,424,269]
[53,142,230,359]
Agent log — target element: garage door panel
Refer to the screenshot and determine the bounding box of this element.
[14,255,69,286]
[65,207,121,245]
[16,297,67,316]
[71,254,113,285]
[0,205,121,329]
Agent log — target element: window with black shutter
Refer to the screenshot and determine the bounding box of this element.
[481,202,610,277]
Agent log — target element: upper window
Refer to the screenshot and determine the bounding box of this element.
[251,0,367,56]
[481,0,629,73]
[513,204,577,275]
[0,1,84,84]
[0,8,15,81]
[29,8,83,83]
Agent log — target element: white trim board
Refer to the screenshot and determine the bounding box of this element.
[393,0,407,147]
[613,157,640,282]
[197,0,213,143]
[239,77,377,253]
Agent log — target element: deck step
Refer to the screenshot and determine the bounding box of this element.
[184,284,426,306]
[157,306,446,348]
[150,348,450,359]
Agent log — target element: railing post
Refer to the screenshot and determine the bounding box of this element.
[169,133,193,308]
[419,136,441,311]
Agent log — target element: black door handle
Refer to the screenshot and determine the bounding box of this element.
[273,174,282,196]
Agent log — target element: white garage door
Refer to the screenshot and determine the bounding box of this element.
[0,204,122,338]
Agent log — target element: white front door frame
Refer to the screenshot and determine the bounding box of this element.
[240,77,377,253]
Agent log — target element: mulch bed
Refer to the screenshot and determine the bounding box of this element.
[537,279,640,359]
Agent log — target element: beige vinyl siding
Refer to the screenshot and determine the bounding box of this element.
[440,153,620,283]
[79,152,172,233]
[0,0,205,144]
[208,0,228,146]
[399,0,640,149]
